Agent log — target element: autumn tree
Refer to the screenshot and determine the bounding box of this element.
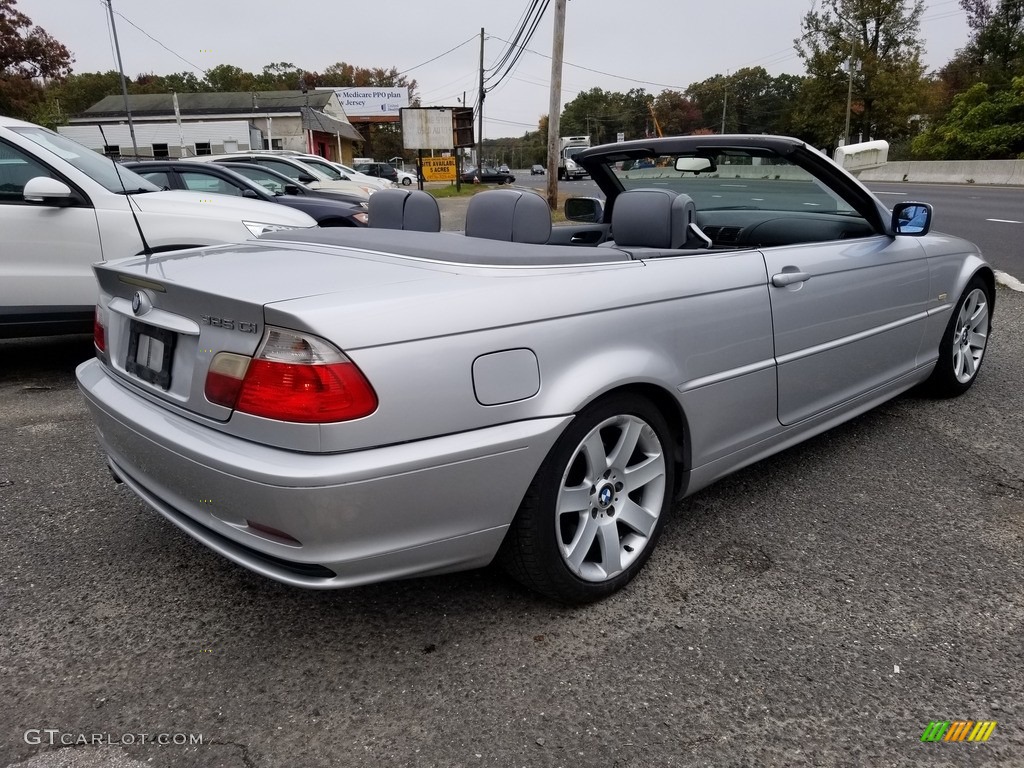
[560,87,652,143]
[0,0,73,119]
[204,64,256,92]
[792,0,929,148]
[652,90,703,136]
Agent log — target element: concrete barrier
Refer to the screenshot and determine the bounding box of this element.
[858,160,1024,185]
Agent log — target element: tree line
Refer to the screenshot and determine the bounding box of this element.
[3,0,1023,162]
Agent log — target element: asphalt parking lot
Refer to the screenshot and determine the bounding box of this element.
[1,284,1022,766]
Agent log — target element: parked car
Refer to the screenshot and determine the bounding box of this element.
[0,115,315,338]
[248,150,388,190]
[77,134,993,604]
[125,161,368,228]
[460,166,516,184]
[531,164,546,175]
[498,164,511,174]
[355,162,399,183]
[180,153,374,199]
[282,154,394,191]
[394,167,417,186]
[220,163,369,210]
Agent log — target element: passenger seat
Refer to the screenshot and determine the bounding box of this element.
[464,189,551,244]
[368,188,441,232]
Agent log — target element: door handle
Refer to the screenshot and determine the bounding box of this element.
[772,271,811,287]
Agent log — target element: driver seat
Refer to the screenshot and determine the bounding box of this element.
[607,188,710,252]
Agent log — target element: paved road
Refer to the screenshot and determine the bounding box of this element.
[1,297,1022,761]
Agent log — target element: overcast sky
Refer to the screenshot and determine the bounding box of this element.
[22,0,970,138]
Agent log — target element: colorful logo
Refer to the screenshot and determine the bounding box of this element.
[921,721,997,742]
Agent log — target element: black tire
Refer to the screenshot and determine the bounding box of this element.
[922,275,992,398]
[498,394,676,603]
[401,177,412,186]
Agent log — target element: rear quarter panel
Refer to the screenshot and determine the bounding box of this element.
[264,251,776,466]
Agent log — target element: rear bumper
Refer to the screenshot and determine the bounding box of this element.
[76,358,568,589]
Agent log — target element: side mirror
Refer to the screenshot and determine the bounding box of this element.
[298,174,317,183]
[284,184,300,195]
[565,197,604,223]
[23,176,74,205]
[242,189,260,199]
[892,201,932,235]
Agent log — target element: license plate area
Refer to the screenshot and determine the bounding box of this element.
[126,321,175,390]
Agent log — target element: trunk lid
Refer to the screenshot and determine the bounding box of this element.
[93,240,445,422]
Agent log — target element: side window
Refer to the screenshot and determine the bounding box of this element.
[261,160,301,181]
[137,170,172,189]
[180,171,243,196]
[231,167,284,194]
[0,140,58,203]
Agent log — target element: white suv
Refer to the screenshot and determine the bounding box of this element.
[0,116,315,338]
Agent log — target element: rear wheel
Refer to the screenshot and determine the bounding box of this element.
[499,394,675,603]
[401,177,412,186]
[923,276,991,397]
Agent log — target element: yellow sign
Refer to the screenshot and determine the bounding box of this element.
[420,157,457,182]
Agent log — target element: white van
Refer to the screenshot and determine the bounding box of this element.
[0,116,316,338]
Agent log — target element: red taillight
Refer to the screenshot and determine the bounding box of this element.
[93,307,106,353]
[236,358,377,423]
[204,328,377,423]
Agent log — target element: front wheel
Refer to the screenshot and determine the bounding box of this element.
[401,177,412,186]
[923,276,992,397]
[499,394,675,603]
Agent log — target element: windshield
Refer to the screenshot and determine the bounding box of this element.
[605,148,857,214]
[12,127,160,194]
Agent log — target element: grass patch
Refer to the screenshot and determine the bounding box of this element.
[427,184,484,199]
[425,183,570,222]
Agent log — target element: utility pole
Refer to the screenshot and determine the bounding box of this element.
[720,70,728,134]
[838,12,857,147]
[843,54,854,146]
[546,0,567,211]
[105,0,138,157]
[477,28,485,171]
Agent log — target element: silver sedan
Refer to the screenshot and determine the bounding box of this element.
[77,135,993,603]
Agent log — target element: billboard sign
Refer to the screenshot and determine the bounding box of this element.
[401,108,455,150]
[324,87,409,118]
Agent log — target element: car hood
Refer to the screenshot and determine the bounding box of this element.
[129,189,316,227]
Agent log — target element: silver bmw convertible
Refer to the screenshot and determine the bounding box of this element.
[77,135,993,603]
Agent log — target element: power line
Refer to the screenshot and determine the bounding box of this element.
[95,0,208,75]
[396,35,479,77]
[485,0,552,92]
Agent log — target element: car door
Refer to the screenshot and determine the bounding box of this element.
[762,234,930,425]
[0,138,102,328]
